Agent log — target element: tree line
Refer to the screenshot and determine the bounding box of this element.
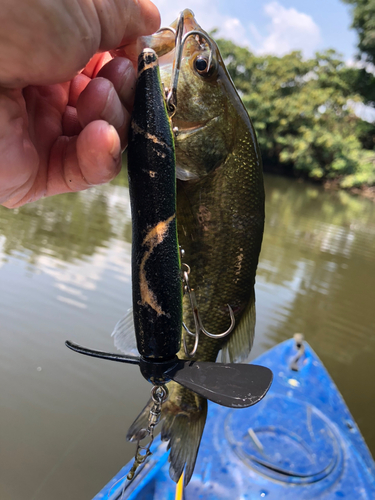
[215,0,375,191]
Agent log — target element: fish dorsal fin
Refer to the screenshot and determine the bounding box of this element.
[221,292,256,363]
[111,308,140,356]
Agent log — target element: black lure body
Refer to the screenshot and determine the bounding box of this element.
[127,49,182,362]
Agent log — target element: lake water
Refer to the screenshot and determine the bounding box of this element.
[1,171,374,499]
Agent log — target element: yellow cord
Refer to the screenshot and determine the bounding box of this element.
[175,471,184,500]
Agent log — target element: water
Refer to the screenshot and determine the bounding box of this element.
[0,172,374,499]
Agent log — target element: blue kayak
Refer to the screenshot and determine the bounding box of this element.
[94,338,375,499]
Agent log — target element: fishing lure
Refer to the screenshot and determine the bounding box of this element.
[127,47,182,367]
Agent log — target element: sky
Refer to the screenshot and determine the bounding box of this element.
[154,0,358,61]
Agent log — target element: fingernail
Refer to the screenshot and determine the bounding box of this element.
[108,125,121,158]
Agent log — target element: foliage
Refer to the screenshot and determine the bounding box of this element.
[341,65,375,106]
[355,118,375,149]
[342,0,375,65]
[340,0,375,125]
[216,38,375,188]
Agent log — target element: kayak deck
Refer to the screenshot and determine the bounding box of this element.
[94,338,375,499]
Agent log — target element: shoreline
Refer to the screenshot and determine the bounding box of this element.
[323,179,375,202]
[262,166,375,202]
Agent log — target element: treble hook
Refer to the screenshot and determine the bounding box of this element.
[181,264,235,358]
[166,11,214,116]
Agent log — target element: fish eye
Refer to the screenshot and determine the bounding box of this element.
[194,56,210,75]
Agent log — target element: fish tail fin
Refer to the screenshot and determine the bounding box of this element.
[127,383,207,486]
[162,389,207,486]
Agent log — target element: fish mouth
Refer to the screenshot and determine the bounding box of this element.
[170,9,202,34]
[112,10,205,67]
[173,119,208,136]
[173,117,219,138]
[138,10,204,61]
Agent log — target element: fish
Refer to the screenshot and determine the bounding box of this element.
[114,9,265,486]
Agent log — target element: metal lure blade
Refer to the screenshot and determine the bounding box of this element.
[168,361,273,408]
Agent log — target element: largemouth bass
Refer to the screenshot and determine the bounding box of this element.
[116,9,265,486]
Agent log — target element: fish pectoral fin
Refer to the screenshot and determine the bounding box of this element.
[221,291,256,363]
[111,308,140,356]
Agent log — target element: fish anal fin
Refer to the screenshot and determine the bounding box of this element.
[126,399,153,442]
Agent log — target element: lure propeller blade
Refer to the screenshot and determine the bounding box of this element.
[169,360,273,408]
[65,341,272,408]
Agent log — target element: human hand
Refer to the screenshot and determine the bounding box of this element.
[0,0,160,208]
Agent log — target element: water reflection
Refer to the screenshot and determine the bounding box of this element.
[0,184,134,264]
[0,171,374,500]
[256,176,375,362]
[253,175,375,456]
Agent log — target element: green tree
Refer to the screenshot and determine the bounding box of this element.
[216,39,375,188]
[341,0,375,152]
[342,0,375,65]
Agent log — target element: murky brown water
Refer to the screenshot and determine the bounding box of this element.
[0,170,374,499]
